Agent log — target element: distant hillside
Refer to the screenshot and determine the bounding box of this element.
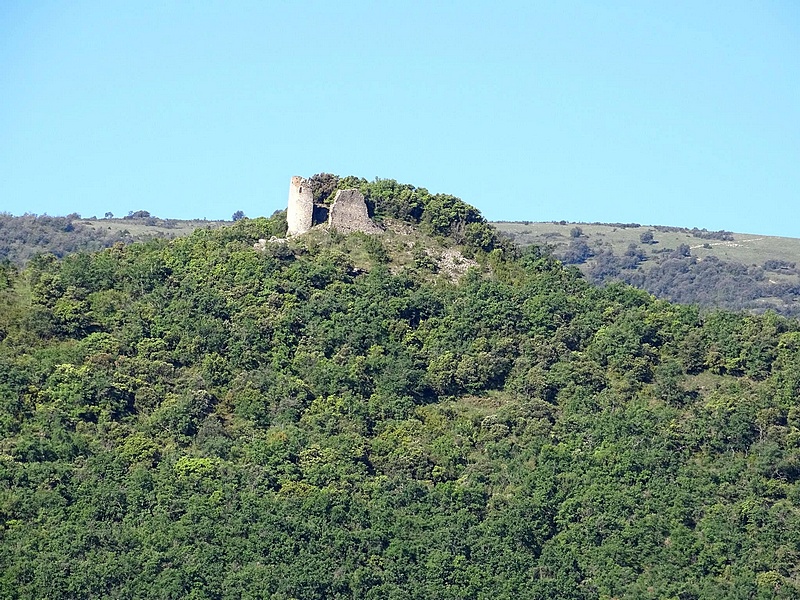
[494,221,800,317]
[0,212,230,265]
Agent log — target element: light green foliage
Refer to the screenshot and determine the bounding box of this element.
[0,187,799,599]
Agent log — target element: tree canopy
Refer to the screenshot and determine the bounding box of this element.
[1,181,799,598]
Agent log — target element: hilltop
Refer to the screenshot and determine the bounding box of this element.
[5,201,800,320]
[1,176,799,598]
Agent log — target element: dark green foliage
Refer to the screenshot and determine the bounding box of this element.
[562,239,593,264]
[640,230,655,244]
[1,189,800,599]
[308,172,341,204]
[332,177,506,255]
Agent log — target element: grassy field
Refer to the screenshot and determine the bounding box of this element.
[493,221,800,270]
[77,217,231,239]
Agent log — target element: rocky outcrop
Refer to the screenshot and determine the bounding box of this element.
[253,236,287,250]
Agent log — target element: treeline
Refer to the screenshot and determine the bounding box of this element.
[0,213,133,264]
[619,255,800,315]
[579,246,800,317]
[0,212,229,266]
[541,232,800,317]
[0,182,799,597]
[529,220,735,240]
[651,225,734,241]
[119,210,183,228]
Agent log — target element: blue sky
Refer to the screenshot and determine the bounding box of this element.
[2,1,799,236]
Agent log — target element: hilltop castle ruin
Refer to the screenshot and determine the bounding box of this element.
[287,176,382,236]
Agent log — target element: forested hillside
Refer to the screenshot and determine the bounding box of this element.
[0,213,133,264]
[0,212,228,265]
[2,178,800,598]
[497,221,800,317]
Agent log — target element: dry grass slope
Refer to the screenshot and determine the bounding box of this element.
[494,221,800,270]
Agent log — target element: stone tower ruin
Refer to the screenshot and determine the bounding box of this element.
[285,176,381,236]
[287,176,314,236]
[328,189,382,234]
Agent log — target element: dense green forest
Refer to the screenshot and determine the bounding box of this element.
[2,177,800,598]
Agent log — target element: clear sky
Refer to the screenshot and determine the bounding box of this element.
[2,1,799,236]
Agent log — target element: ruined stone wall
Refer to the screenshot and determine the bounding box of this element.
[285,176,381,236]
[328,189,382,234]
[286,176,314,236]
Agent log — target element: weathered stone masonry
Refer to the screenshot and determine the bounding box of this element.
[286,176,382,236]
[286,176,314,236]
[328,189,382,234]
